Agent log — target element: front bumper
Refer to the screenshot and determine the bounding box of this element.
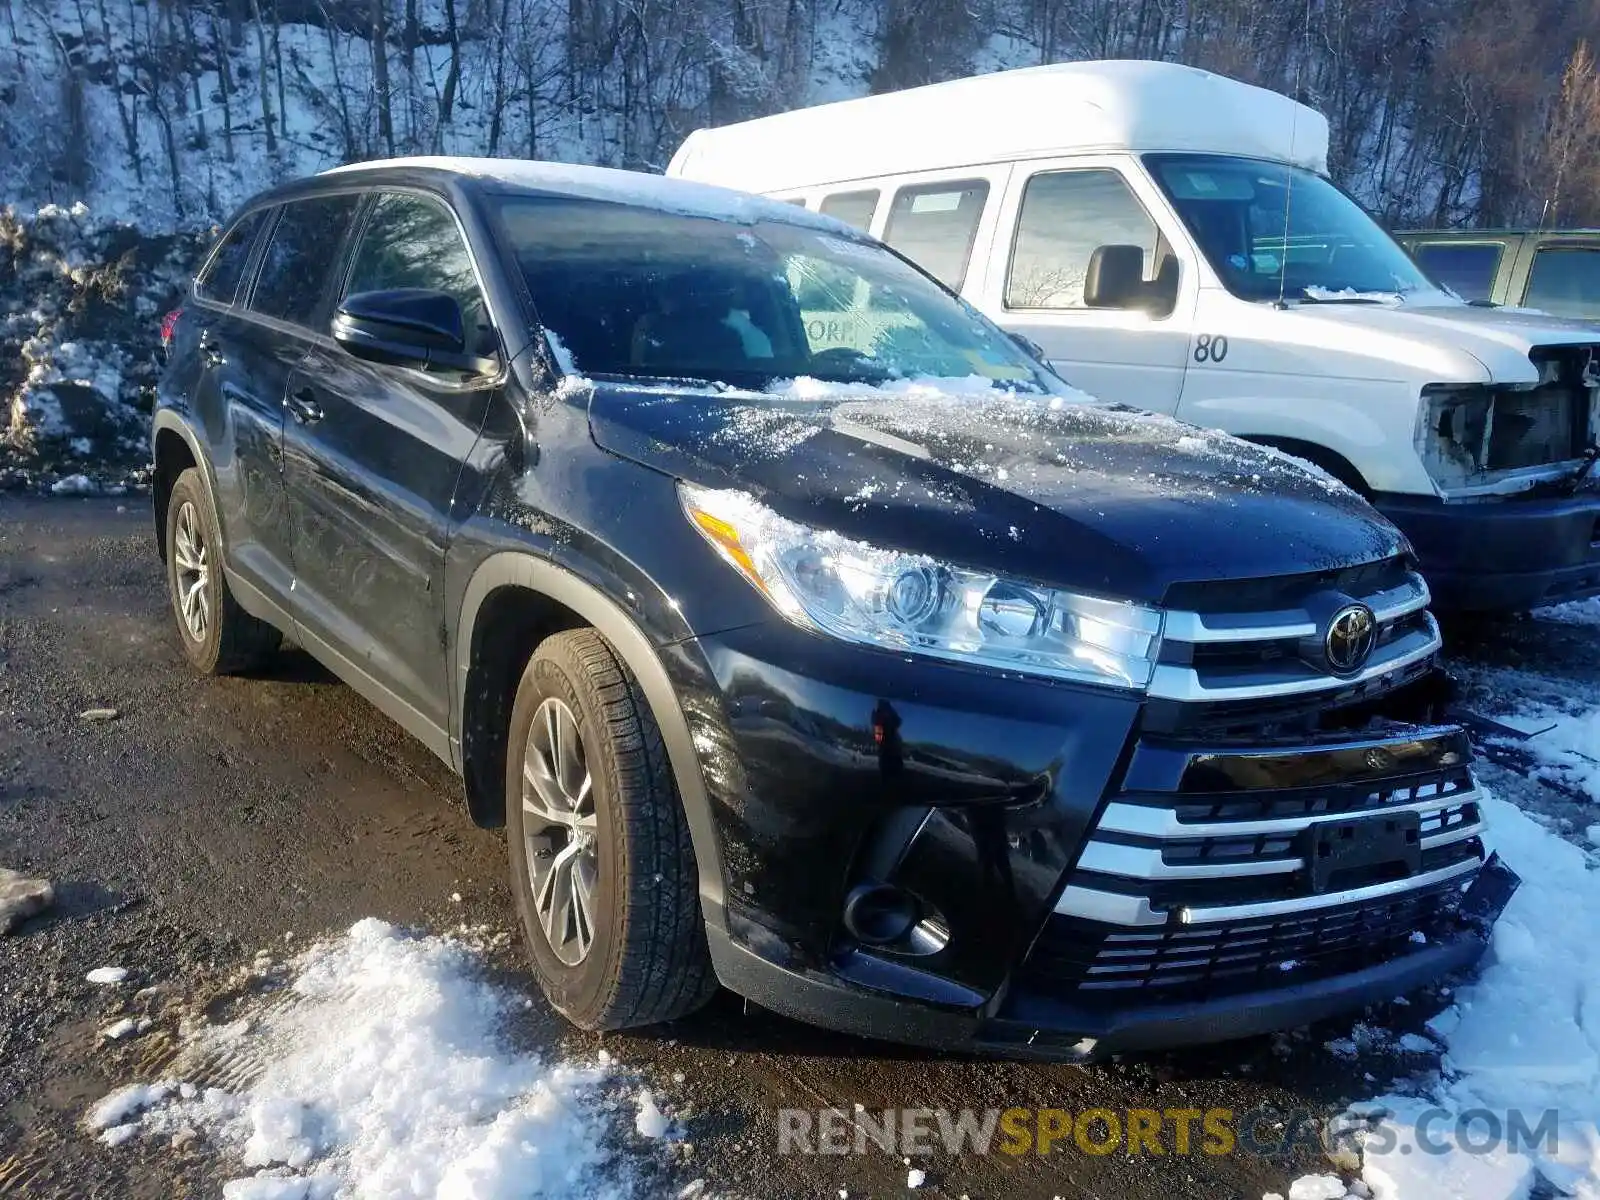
[1376,489,1600,612]
[709,854,1516,1058]
[688,611,1516,1057]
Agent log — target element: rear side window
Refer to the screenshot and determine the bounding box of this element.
[1523,247,1600,319]
[1007,170,1161,309]
[345,192,492,353]
[249,195,363,327]
[195,210,269,304]
[819,190,879,233]
[883,180,989,291]
[1412,242,1503,303]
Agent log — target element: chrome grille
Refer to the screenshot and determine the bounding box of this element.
[1053,727,1488,933]
[1151,567,1440,705]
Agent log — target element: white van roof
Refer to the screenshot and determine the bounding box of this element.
[667,60,1330,194]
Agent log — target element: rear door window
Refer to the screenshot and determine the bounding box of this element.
[195,210,270,305]
[819,190,879,233]
[883,180,989,291]
[1411,242,1503,302]
[248,194,364,328]
[1523,247,1600,319]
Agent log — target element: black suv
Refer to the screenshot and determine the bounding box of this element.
[153,158,1516,1056]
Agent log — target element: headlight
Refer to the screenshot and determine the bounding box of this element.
[679,484,1163,690]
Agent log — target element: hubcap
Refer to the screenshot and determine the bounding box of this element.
[173,501,211,643]
[522,696,599,966]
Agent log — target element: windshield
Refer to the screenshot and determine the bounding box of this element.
[492,195,1048,391]
[1143,153,1433,302]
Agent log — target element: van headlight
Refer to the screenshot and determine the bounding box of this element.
[679,484,1163,689]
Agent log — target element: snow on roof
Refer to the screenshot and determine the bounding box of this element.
[321,155,849,230]
[667,60,1330,195]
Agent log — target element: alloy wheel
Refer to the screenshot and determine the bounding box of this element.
[173,500,211,643]
[521,696,600,966]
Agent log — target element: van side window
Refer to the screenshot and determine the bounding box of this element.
[819,190,879,233]
[249,194,363,328]
[1522,247,1600,319]
[883,180,989,291]
[1412,242,1502,303]
[1007,170,1161,309]
[196,210,269,305]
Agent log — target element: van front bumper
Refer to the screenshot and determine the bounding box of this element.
[1376,489,1600,612]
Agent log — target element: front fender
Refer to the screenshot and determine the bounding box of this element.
[1178,377,1435,495]
[455,551,728,931]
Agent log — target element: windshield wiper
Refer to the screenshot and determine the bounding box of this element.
[1295,294,1391,305]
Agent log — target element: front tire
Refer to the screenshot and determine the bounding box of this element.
[506,628,716,1030]
[164,468,280,675]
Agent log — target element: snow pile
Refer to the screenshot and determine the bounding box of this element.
[1537,597,1600,628]
[1292,778,1600,1199]
[87,918,642,1198]
[1,203,203,489]
[1492,698,1600,803]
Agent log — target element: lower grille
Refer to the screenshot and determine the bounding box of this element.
[1024,875,1469,1003]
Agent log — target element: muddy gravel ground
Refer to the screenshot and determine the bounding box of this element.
[0,495,1587,1200]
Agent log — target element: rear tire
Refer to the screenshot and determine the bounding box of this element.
[506,628,716,1030]
[164,468,280,675]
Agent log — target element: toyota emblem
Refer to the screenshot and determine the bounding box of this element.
[1324,603,1377,674]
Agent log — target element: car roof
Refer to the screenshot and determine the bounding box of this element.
[667,60,1330,194]
[238,156,857,236]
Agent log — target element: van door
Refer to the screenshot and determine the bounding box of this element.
[972,156,1196,412]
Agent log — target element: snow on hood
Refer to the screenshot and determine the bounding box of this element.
[584,374,1404,604]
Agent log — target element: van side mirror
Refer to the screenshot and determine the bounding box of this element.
[1084,245,1179,317]
[1084,245,1147,310]
[333,288,496,375]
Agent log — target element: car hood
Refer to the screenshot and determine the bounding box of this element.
[585,379,1406,604]
[1286,300,1600,385]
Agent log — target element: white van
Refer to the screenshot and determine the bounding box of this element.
[667,60,1600,612]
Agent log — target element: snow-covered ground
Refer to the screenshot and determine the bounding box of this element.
[1280,599,1600,1200]
[85,919,681,1199]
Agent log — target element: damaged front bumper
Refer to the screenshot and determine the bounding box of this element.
[1375,487,1600,611]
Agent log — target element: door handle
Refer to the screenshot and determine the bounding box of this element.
[198,330,224,367]
[284,387,324,425]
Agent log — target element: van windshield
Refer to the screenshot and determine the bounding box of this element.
[1144,153,1433,302]
[492,195,1048,391]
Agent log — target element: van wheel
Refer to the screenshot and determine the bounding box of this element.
[506,628,716,1030]
[164,468,280,675]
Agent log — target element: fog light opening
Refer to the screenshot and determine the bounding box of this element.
[842,885,951,956]
[843,884,919,946]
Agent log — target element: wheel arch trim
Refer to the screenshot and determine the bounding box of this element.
[151,410,219,560]
[455,551,728,930]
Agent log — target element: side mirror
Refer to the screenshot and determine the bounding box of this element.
[1083,244,1147,310]
[332,288,496,375]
